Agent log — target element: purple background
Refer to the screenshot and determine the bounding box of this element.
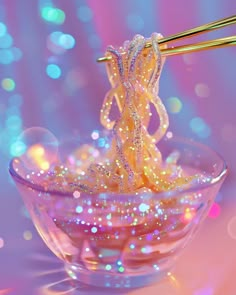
[0,1,236,294]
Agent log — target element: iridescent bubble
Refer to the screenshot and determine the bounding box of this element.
[17,127,59,172]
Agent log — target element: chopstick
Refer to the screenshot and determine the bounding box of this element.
[97,15,236,62]
[160,36,236,57]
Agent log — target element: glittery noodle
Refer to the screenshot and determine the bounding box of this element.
[44,33,196,193]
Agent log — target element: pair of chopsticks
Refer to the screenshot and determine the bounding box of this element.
[97,15,236,62]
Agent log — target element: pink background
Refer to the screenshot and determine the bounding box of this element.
[0,1,236,294]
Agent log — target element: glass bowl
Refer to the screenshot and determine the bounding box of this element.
[9,135,227,289]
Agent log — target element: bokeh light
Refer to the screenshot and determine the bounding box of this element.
[195,83,210,98]
[10,141,26,157]
[88,34,101,49]
[0,22,7,36]
[47,31,75,54]
[208,202,221,219]
[166,97,183,114]
[6,115,22,131]
[23,230,33,241]
[0,33,13,49]
[0,237,4,249]
[0,49,14,64]
[1,78,16,91]
[46,64,61,79]
[17,127,59,171]
[59,34,75,49]
[77,5,93,22]
[127,14,144,31]
[41,6,65,25]
[190,117,211,138]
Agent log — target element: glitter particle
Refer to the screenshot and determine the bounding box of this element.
[76,206,83,213]
[73,191,80,198]
[139,203,150,213]
[91,226,98,233]
[118,266,125,273]
[105,264,112,271]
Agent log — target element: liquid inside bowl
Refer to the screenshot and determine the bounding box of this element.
[9,137,227,288]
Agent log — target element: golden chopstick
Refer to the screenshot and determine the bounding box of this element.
[162,36,236,57]
[97,15,236,62]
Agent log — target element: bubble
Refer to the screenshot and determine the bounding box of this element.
[227,216,236,240]
[17,127,59,172]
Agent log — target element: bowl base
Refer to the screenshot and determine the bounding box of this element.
[65,262,169,289]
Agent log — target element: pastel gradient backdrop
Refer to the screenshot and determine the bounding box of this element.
[0,1,236,294]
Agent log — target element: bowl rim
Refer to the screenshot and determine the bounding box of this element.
[9,136,228,200]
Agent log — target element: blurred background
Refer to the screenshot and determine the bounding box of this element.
[0,1,236,294]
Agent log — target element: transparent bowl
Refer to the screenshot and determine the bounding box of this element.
[9,136,227,289]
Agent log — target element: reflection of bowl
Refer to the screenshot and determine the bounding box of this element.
[9,137,227,289]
